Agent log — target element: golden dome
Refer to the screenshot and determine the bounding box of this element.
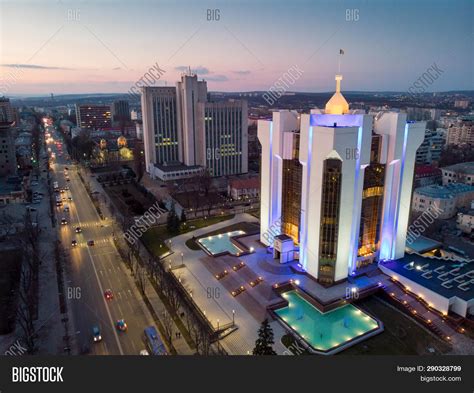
[325,75,349,115]
[117,136,127,147]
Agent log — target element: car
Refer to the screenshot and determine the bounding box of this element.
[62,197,67,201]
[75,226,82,233]
[32,199,41,204]
[87,240,95,246]
[27,207,37,212]
[65,167,69,170]
[60,189,65,193]
[66,178,70,182]
[31,181,39,186]
[63,206,69,212]
[71,240,77,247]
[139,349,149,356]
[104,289,113,300]
[92,326,102,342]
[116,319,127,332]
[68,196,73,201]
[61,218,67,225]
[64,186,69,190]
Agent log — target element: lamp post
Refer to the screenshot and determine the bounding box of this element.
[181,252,184,264]
[216,319,220,351]
[232,309,235,326]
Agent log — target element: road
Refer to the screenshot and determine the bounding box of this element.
[49,131,155,355]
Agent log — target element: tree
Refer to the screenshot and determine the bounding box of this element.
[161,311,174,345]
[136,264,147,295]
[180,209,187,224]
[133,143,145,183]
[198,169,212,196]
[253,319,277,355]
[166,202,180,234]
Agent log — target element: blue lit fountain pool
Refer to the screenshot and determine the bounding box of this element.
[275,290,381,353]
[197,230,246,256]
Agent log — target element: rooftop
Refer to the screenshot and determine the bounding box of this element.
[415,183,474,199]
[415,165,441,177]
[382,254,474,301]
[442,162,474,174]
[229,177,260,190]
[154,162,202,173]
[406,235,442,254]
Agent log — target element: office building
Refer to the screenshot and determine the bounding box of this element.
[75,104,112,130]
[446,117,474,146]
[454,99,470,109]
[176,72,208,166]
[258,74,425,285]
[441,162,474,185]
[416,128,446,164]
[142,72,248,180]
[112,100,131,123]
[0,99,17,177]
[140,87,180,173]
[412,183,474,219]
[198,100,248,176]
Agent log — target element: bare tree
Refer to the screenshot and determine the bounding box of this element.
[161,311,174,346]
[133,143,145,183]
[17,258,36,353]
[198,169,212,196]
[136,264,147,295]
[167,283,182,314]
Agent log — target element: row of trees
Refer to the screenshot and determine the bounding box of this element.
[15,211,47,353]
[113,228,217,354]
[438,144,474,167]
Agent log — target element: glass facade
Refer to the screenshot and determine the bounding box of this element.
[153,94,179,164]
[204,103,243,177]
[281,133,302,243]
[318,159,342,285]
[357,134,386,266]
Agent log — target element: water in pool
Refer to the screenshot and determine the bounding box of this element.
[198,230,245,255]
[275,290,379,351]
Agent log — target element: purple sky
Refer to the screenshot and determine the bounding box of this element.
[1,0,472,95]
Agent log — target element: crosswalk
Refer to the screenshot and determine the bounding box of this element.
[69,237,112,249]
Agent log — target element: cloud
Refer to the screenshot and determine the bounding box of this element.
[204,74,229,82]
[1,63,73,70]
[112,67,122,70]
[232,70,251,75]
[174,65,210,75]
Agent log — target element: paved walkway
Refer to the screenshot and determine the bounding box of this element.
[163,213,287,355]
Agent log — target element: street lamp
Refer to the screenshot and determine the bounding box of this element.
[181,252,184,264]
[216,319,221,351]
[232,309,235,326]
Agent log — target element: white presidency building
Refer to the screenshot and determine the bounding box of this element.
[258,75,425,285]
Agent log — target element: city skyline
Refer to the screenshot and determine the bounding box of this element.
[1,0,473,95]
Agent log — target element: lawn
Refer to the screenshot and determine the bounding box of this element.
[142,214,235,258]
[342,296,451,355]
[185,221,260,250]
[280,296,451,356]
